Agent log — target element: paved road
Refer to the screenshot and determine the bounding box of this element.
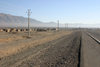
[88,30,100,40]
[81,32,100,67]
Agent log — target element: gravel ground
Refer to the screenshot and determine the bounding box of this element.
[1,29,100,67]
[18,31,81,67]
[0,31,71,58]
[0,31,81,67]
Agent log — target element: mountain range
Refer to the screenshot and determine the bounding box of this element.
[0,13,57,27]
[0,13,97,28]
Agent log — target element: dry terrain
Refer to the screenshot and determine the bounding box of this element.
[0,29,100,67]
[0,31,72,58]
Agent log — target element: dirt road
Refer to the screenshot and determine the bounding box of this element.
[0,31,81,67]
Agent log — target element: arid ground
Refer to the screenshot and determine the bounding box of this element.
[0,29,100,67]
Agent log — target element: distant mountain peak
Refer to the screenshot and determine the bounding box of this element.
[0,13,57,27]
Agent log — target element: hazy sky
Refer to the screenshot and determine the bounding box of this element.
[0,0,100,24]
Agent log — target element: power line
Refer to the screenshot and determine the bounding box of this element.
[26,9,32,37]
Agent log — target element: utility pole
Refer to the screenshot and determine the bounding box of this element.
[27,9,31,37]
[65,23,68,30]
[57,20,59,31]
[65,24,66,30]
[67,24,68,29]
